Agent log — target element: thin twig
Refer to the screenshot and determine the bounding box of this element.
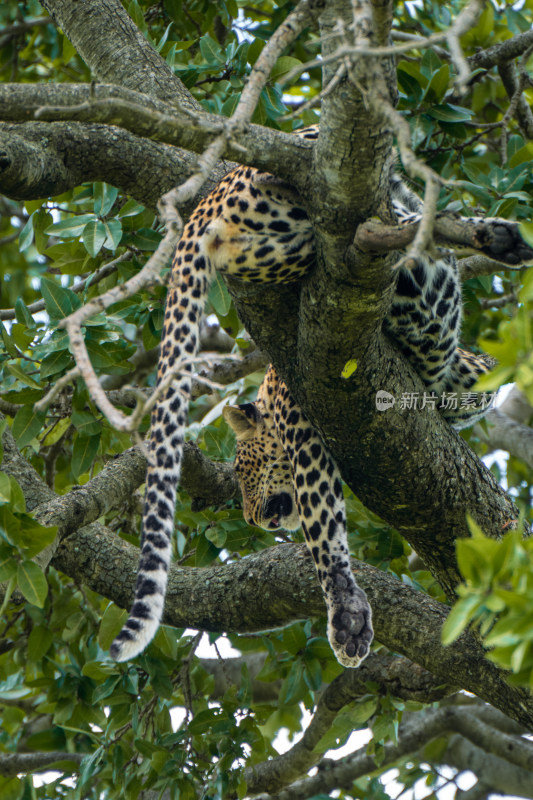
[282,0,486,89]
[0,252,131,321]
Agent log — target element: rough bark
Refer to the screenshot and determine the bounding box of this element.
[50,529,533,728]
[445,735,533,799]
[0,84,313,187]
[40,0,200,111]
[0,121,206,213]
[251,705,533,800]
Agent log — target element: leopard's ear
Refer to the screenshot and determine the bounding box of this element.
[223,403,262,439]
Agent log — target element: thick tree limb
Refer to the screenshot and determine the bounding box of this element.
[0,83,312,184]
[459,254,528,280]
[497,386,533,426]
[40,0,200,111]
[445,735,533,799]
[32,442,239,538]
[2,420,532,728]
[0,121,210,212]
[0,751,84,778]
[51,530,533,728]
[468,30,533,71]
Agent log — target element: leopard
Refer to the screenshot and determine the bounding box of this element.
[110,125,533,668]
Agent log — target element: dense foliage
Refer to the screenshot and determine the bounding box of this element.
[0,1,532,799]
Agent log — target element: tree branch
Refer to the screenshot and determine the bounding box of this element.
[0,121,213,212]
[459,254,528,280]
[445,734,533,799]
[0,751,84,778]
[244,650,455,794]
[51,530,533,728]
[0,83,313,184]
[2,418,532,727]
[354,215,533,267]
[482,408,533,470]
[40,0,200,111]
[252,705,533,800]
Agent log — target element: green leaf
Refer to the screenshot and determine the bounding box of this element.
[117,197,145,218]
[208,272,232,316]
[40,277,82,319]
[72,433,101,478]
[40,349,72,379]
[0,473,11,504]
[188,708,221,734]
[0,545,17,582]
[195,532,221,567]
[19,214,34,252]
[424,64,450,104]
[27,625,53,661]
[283,624,307,656]
[441,594,484,645]
[518,221,533,249]
[104,219,123,251]
[272,56,302,83]
[509,143,533,169]
[199,34,224,64]
[71,408,102,437]
[17,560,48,608]
[82,660,117,680]
[205,526,227,548]
[14,298,36,329]
[45,213,97,237]
[12,406,46,448]
[99,604,128,650]
[420,49,443,78]
[428,103,473,122]
[0,506,20,542]
[78,747,104,789]
[83,219,107,257]
[33,209,54,253]
[93,182,119,216]
[6,363,42,390]
[397,66,424,103]
[0,321,18,357]
[125,228,162,251]
[303,656,322,691]
[0,776,24,800]
[341,358,358,379]
[14,517,57,559]
[8,477,25,513]
[10,324,35,352]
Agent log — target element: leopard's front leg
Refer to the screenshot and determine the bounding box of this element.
[274,390,373,667]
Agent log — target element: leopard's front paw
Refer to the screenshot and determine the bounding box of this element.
[327,572,373,668]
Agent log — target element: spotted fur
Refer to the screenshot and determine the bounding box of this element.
[110,125,532,666]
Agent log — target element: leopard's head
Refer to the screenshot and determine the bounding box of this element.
[223,402,300,531]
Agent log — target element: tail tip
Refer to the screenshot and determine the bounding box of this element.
[110,617,160,662]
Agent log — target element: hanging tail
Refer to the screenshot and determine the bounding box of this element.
[110,241,213,661]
